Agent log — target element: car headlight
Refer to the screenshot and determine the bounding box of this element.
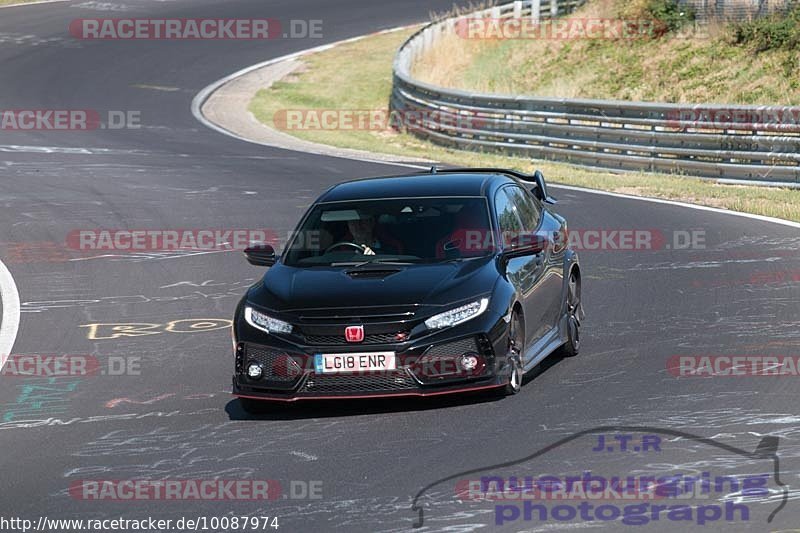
[425,298,489,330]
[244,306,293,334]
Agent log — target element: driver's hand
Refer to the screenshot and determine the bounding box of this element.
[363,246,376,255]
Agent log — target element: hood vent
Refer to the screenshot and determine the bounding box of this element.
[345,268,402,279]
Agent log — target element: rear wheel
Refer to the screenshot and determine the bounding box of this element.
[500,311,524,395]
[561,271,581,357]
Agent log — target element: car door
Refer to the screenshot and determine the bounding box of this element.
[495,185,548,348]
[512,186,565,331]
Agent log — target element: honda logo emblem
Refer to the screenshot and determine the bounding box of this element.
[345,325,364,343]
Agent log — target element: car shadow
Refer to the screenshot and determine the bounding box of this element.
[524,350,569,383]
[225,351,569,421]
[224,390,502,420]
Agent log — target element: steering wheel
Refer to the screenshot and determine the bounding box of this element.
[325,241,367,254]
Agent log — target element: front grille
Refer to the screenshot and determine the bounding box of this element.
[300,370,418,394]
[244,345,303,382]
[303,331,409,345]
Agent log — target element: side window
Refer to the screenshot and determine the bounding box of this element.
[505,185,541,231]
[495,188,524,236]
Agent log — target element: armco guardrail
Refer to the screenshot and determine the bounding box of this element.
[391,0,800,182]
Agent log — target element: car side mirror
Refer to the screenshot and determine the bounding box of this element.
[531,170,557,205]
[500,234,545,262]
[244,243,277,267]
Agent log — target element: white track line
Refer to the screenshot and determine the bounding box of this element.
[0,259,20,371]
[550,184,800,229]
[192,27,800,231]
[0,0,68,9]
[0,0,67,369]
[191,25,419,165]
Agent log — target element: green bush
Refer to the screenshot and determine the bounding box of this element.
[622,0,696,37]
[645,0,696,33]
[732,6,800,52]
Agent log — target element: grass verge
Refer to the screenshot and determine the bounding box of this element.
[414,0,800,105]
[249,26,800,222]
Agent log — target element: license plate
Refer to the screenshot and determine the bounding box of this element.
[314,352,396,374]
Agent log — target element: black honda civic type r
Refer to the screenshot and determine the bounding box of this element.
[232,168,583,412]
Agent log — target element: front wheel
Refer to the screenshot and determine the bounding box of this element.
[500,311,524,395]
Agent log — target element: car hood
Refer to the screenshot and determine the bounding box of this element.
[247,257,498,313]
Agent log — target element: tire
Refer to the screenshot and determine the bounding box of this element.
[560,270,581,357]
[500,311,524,395]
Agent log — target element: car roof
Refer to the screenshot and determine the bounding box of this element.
[317,171,522,203]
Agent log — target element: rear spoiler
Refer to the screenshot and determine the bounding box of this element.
[424,166,557,205]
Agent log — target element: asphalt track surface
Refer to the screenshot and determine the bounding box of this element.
[0,1,798,532]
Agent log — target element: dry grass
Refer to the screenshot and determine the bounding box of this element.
[411,33,486,88]
[413,0,800,104]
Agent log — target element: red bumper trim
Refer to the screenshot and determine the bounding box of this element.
[233,383,504,402]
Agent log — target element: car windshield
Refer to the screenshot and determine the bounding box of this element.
[283,197,495,267]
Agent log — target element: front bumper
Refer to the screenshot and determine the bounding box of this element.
[232,333,508,402]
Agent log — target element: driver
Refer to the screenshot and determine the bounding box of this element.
[345,213,403,255]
